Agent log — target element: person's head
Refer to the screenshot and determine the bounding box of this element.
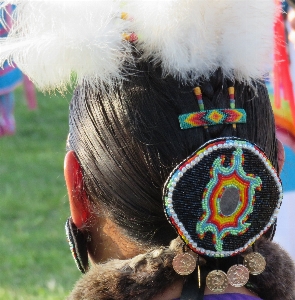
[2,1,290,297]
[64,63,280,264]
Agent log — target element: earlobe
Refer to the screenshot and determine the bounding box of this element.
[277,139,285,174]
[64,151,91,228]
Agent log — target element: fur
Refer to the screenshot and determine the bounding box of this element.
[68,237,295,300]
[253,237,295,300]
[0,0,276,91]
[68,238,184,300]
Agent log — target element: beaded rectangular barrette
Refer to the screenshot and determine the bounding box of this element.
[179,109,246,129]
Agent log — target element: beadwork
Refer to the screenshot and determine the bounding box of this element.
[194,87,205,111]
[122,32,138,43]
[228,87,235,109]
[179,109,246,129]
[163,138,283,257]
[121,12,138,43]
[196,148,262,252]
[228,86,237,130]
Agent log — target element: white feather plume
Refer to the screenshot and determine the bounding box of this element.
[0,1,132,90]
[127,0,276,82]
[0,0,276,90]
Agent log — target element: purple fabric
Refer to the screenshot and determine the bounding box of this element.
[203,294,261,300]
[173,294,261,300]
[0,92,15,135]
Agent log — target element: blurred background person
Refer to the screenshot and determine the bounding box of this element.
[0,4,37,137]
[0,4,22,136]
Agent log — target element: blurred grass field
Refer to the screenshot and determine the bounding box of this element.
[0,87,79,299]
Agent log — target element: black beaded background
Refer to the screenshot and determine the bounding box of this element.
[164,141,281,253]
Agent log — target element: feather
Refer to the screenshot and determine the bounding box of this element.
[0,1,132,91]
[127,0,276,83]
[0,0,276,90]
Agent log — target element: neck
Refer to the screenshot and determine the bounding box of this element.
[87,216,143,263]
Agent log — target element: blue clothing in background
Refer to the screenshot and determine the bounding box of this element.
[283,0,289,12]
[274,146,295,260]
[0,4,22,95]
[0,4,22,136]
[281,146,295,192]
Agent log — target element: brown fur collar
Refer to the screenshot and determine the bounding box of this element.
[251,238,295,300]
[68,238,295,300]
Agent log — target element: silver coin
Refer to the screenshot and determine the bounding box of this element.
[206,270,228,293]
[227,264,249,287]
[172,253,196,275]
[244,252,266,275]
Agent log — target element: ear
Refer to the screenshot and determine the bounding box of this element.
[277,139,285,174]
[64,151,91,229]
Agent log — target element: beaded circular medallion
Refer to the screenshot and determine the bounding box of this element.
[163,138,282,257]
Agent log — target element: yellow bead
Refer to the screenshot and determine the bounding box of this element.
[122,33,130,41]
[121,12,129,20]
[228,87,235,95]
[193,87,202,96]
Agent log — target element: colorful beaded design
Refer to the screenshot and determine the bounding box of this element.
[179,109,246,129]
[196,148,262,252]
[193,86,208,130]
[163,138,282,257]
[122,32,138,43]
[179,86,245,129]
[121,12,138,43]
[228,87,235,109]
[228,86,237,130]
[194,87,205,111]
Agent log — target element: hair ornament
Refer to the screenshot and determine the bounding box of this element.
[172,245,197,276]
[165,137,281,292]
[0,1,133,91]
[179,109,246,129]
[243,251,266,275]
[228,87,235,109]
[122,32,138,43]
[194,87,205,111]
[206,270,229,293]
[179,85,246,129]
[227,264,249,288]
[228,85,238,131]
[163,137,282,258]
[0,0,276,91]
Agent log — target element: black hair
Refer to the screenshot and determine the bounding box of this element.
[68,63,277,247]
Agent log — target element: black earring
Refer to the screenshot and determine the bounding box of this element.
[65,217,89,273]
